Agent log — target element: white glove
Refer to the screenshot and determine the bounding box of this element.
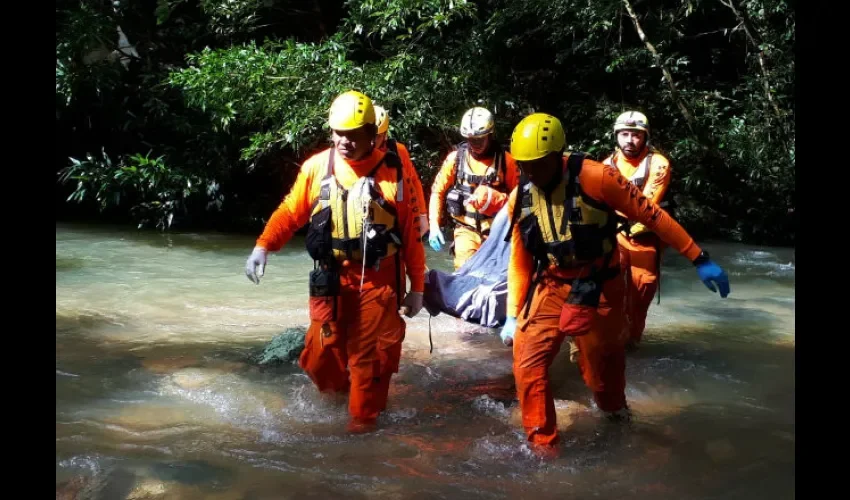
[399,291,424,318]
[500,316,517,346]
[245,246,267,284]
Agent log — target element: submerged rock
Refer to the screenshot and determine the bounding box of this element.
[254,326,308,366]
[56,475,97,500]
[126,478,170,499]
[705,438,736,462]
[141,356,200,374]
[170,368,222,390]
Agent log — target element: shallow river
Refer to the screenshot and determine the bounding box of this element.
[56,223,794,499]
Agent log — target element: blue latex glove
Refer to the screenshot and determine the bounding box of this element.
[428,223,445,252]
[500,316,518,346]
[696,259,730,298]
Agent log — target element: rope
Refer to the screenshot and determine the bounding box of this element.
[428,314,433,354]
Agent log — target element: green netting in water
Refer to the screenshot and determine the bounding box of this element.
[255,326,307,365]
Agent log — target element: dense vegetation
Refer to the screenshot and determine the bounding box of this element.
[56,0,794,245]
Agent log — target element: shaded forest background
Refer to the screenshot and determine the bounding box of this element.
[56,0,795,245]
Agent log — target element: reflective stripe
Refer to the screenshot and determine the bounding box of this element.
[479,187,493,213]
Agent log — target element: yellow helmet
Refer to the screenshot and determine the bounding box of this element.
[374,104,389,135]
[510,113,566,161]
[459,107,495,138]
[328,90,376,131]
[613,111,650,135]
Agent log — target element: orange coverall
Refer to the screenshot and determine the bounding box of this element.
[506,157,702,448]
[604,148,672,344]
[256,147,426,427]
[429,148,520,269]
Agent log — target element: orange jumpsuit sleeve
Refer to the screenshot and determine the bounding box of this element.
[465,151,518,215]
[428,151,458,227]
[256,154,322,251]
[504,152,522,192]
[399,155,427,292]
[582,161,702,262]
[397,142,429,240]
[467,185,506,215]
[506,187,534,318]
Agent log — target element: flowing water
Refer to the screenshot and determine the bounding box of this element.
[56,222,795,499]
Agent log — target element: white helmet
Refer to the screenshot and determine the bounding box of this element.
[613,111,650,137]
[459,107,495,138]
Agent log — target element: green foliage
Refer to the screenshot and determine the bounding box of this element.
[344,0,477,38]
[56,2,123,110]
[168,37,351,158]
[59,150,213,230]
[56,0,794,245]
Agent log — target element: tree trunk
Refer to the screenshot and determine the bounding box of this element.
[718,0,784,120]
[621,0,699,138]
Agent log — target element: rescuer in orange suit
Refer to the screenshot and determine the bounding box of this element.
[373,104,429,241]
[428,106,520,269]
[245,91,427,434]
[499,112,730,457]
[603,111,673,351]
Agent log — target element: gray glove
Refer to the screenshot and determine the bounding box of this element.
[399,291,424,318]
[245,246,268,284]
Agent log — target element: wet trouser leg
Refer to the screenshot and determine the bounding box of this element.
[617,233,659,344]
[346,284,405,421]
[299,321,349,394]
[514,274,627,447]
[299,281,405,424]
